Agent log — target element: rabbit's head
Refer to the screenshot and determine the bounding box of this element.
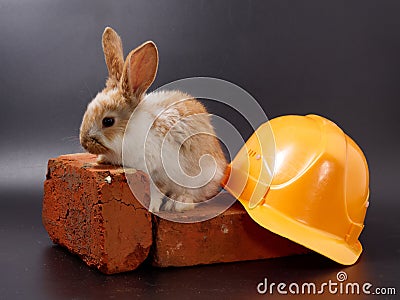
[79,27,158,160]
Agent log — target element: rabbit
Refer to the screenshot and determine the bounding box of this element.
[79,27,227,212]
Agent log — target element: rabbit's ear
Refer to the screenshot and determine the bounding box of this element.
[120,41,158,102]
[102,27,124,86]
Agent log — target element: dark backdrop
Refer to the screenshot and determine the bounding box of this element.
[1,0,399,195]
[1,1,399,299]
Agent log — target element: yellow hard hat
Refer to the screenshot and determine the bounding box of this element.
[222,114,369,265]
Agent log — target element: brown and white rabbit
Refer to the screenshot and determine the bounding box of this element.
[79,27,227,212]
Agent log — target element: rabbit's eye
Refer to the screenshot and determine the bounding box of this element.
[102,117,115,128]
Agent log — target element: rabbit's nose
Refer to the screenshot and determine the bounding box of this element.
[80,135,90,150]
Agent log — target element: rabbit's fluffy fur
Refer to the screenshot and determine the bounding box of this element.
[80,27,227,212]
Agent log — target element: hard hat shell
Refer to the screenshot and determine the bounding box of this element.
[222,114,369,265]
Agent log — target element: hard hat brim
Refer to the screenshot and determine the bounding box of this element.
[231,193,363,265]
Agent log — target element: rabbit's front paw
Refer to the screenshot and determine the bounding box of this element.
[162,195,196,212]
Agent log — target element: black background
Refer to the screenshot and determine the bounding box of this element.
[1,1,399,299]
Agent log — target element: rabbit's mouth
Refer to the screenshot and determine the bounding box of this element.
[81,136,109,154]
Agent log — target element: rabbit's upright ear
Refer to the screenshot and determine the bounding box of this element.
[120,41,158,103]
[102,27,124,87]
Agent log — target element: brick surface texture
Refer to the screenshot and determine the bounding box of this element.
[42,153,308,274]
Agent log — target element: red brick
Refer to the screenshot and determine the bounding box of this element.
[43,153,308,274]
[152,193,308,267]
[42,153,153,274]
